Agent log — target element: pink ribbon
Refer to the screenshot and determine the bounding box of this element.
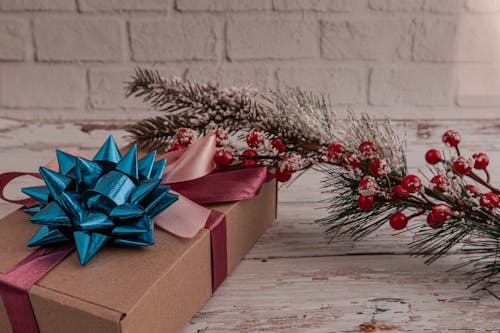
[153,134,218,239]
[0,134,271,333]
[155,134,269,239]
[162,134,217,184]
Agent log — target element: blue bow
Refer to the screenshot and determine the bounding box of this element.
[22,136,178,264]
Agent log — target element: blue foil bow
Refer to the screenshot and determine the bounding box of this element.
[22,136,178,264]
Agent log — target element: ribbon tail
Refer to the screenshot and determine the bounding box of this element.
[153,193,209,238]
[205,210,227,291]
[0,244,75,333]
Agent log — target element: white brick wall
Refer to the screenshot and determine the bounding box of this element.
[0,0,500,121]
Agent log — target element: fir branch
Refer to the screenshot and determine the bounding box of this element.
[126,68,340,155]
[126,68,265,149]
[126,116,191,151]
[315,113,500,287]
[260,88,338,147]
[125,67,500,289]
[316,114,408,239]
[317,164,398,240]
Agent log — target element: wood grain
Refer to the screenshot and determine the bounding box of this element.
[183,255,500,333]
[1,118,499,332]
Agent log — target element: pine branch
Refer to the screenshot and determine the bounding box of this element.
[317,164,399,240]
[260,88,338,146]
[126,116,185,151]
[126,67,265,149]
[316,114,408,239]
[318,119,500,286]
[126,68,340,155]
[125,67,500,289]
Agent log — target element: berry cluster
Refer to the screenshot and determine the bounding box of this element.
[326,130,499,231]
[167,128,196,152]
[169,128,306,182]
[426,130,498,211]
[169,127,499,233]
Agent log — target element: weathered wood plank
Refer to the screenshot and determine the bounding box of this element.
[247,203,417,259]
[183,255,500,333]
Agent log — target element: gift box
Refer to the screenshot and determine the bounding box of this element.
[0,138,277,333]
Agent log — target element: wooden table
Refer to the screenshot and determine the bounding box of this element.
[1,119,499,332]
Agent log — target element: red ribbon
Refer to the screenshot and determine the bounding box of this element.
[205,210,227,290]
[0,162,269,333]
[0,244,74,333]
[170,167,270,204]
[0,172,41,207]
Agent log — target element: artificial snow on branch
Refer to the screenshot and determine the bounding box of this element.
[126,67,500,289]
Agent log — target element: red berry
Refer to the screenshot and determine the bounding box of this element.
[167,143,185,152]
[271,138,286,153]
[357,196,375,211]
[392,185,408,197]
[480,192,500,209]
[425,149,442,165]
[215,129,229,147]
[358,141,378,160]
[358,176,379,196]
[431,203,452,223]
[214,149,233,167]
[246,130,265,149]
[176,128,195,145]
[369,158,390,177]
[326,143,345,163]
[465,184,479,195]
[401,174,422,193]
[343,154,361,170]
[442,130,461,147]
[275,170,292,182]
[280,155,301,173]
[453,156,472,175]
[242,149,257,166]
[389,212,408,230]
[427,214,443,229]
[472,152,489,170]
[430,175,450,193]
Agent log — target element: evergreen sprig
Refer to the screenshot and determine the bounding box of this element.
[317,164,399,240]
[126,68,338,156]
[126,67,500,289]
[126,68,265,149]
[316,113,407,240]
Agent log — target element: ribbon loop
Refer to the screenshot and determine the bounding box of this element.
[162,134,217,184]
[0,172,41,206]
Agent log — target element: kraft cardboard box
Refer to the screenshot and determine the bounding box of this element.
[0,179,277,333]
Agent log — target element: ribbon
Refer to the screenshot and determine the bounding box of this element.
[170,167,269,204]
[0,134,270,333]
[0,172,41,207]
[0,244,74,333]
[205,210,227,290]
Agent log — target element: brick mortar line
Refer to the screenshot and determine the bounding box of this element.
[4,11,500,19]
[1,60,498,67]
